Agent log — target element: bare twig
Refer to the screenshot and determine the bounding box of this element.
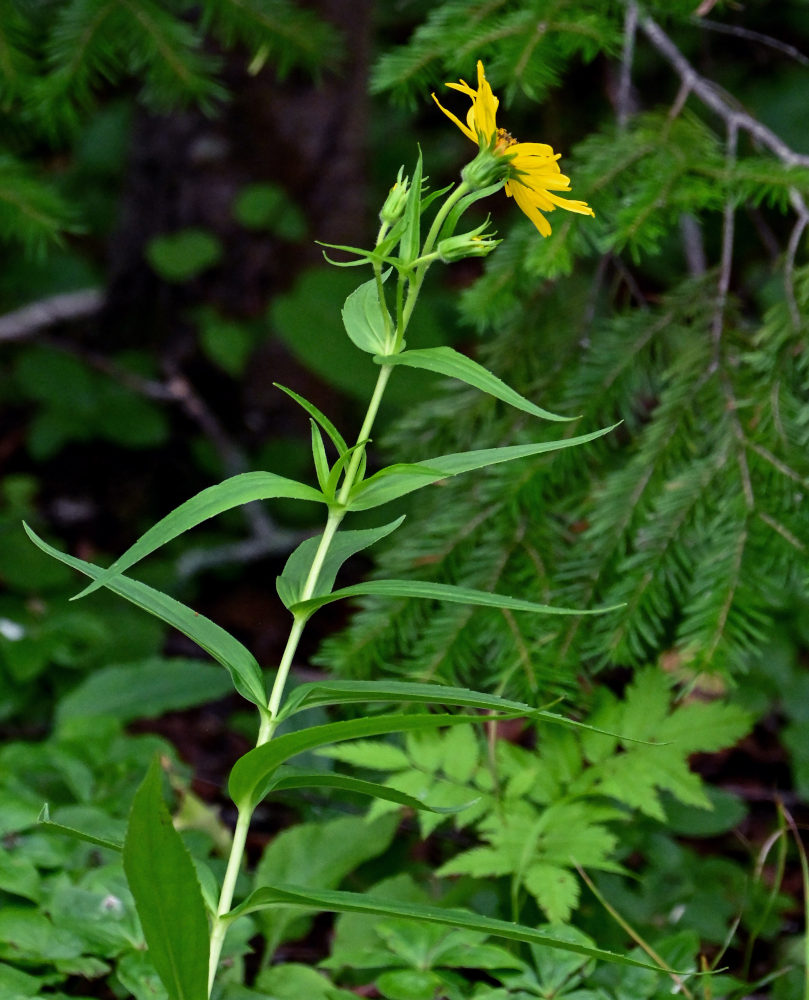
[711,120,738,363]
[0,289,104,342]
[784,190,809,328]
[639,14,809,168]
[679,213,707,276]
[617,1,638,130]
[693,17,809,68]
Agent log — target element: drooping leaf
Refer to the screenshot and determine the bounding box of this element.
[123,759,209,1000]
[375,346,574,421]
[24,524,267,708]
[347,425,619,510]
[70,471,324,600]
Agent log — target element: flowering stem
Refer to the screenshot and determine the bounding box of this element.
[206,176,474,995]
[399,181,471,340]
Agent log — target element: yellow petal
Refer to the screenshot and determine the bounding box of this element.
[432,93,478,143]
[510,183,553,236]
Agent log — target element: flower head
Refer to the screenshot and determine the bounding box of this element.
[433,61,594,236]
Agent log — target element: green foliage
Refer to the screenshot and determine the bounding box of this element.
[253,812,399,958]
[11,6,807,995]
[0,0,340,254]
[0,154,77,256]
[0,476,168,721]
[123,759,210,1000]
[232,182,307,241]
[13,345,169,457]
[55,657,234,725]
[326,12,809,693]
[0,718,188,998]
[371,0,620,107]
[320,669,751,924]
[146,228,224,284]
[324,875,523,1000]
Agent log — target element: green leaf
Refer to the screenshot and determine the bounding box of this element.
[232,182,306,240]
[274,383,347,454]
[438,181,504,241]
[375,347,573,422]
[342,275,391,354]
[255,962,357,1000]
[266,768,471,813]
[123,759,209,1000]
[23,524,267,708]
[228,713,491,809]
[276,517,405,610]
[69,471,324,600]
[310,420,330,494]
[290,578,619,620]
[278,679,640,743]
[227,883,665,972]
[37,803,123,852]
[55,657,234,725]
[401,150,424,264]
[146,228,223,283]
[347,425,619,510]
[254,813,398,955]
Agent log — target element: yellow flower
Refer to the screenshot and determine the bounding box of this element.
[433,61,594,236]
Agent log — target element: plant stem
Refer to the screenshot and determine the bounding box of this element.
[206,363,393,996]
[206,176,466,995]
[399,181,470,338]
[208,806,252,993]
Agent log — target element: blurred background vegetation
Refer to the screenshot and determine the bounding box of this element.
[1,2,808,998]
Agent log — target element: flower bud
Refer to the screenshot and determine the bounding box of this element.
[379,167,410,225]
[437,224,500,263]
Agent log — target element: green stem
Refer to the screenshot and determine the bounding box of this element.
[208,806,251,994]
[206,363,393,996]
[206,177,469,995]
[398,182,471,341]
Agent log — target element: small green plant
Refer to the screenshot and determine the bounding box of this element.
[321,668,751,924]
[26,63,701,999]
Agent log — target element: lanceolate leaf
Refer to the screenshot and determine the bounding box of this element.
[70,471,325,600]
[227,883,666,973]
[374,346,573,422]
[264,768,470,813]
[276,517,405,610]
[347,425,619,510]
[123,759,209,1000]
[401,149,424,264]
[24,524,267,708]
[274,383,347,454]
[38,804,123,852]
[228,713,495,809]
[276,679,640,741]
[290,579,620,620]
